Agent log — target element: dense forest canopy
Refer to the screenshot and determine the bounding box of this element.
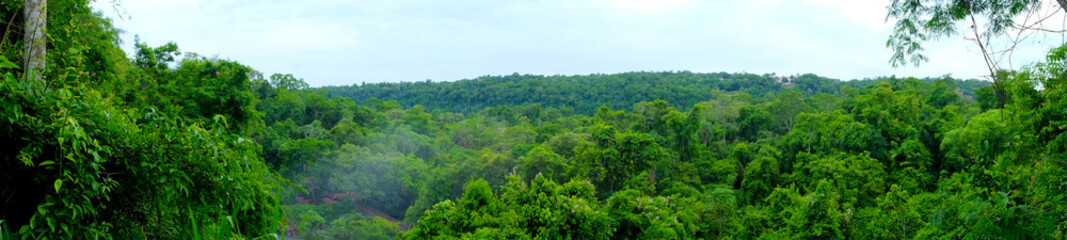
[259,67,1064,239]
[321,72,990,115]
[1,0,1067,240]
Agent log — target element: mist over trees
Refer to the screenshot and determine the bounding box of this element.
[264,64,1067,239]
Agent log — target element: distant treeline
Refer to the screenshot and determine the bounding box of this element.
[322,71,989,115]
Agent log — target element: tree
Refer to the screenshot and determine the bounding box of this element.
[0,61,283,238]
[271,73,310,90]
[887,0,1067,111]
[767,91,812,133]
[794,152,887,208]
[939,110,1009,174]
[741,153,781,205]
[887,0,1067,68]
[133,37,180,71]
[605,189,700,239]
[737,105,771,142]
[23,0,45,82]
[404,176,612,239]
[788,180,845,240]
[615,132,668,190]
[319,215,400,240]
[810,93,841,113]
[516,145,569,183]
[299,210,327,238]
[878,185,924,239]
[700,188,740,238]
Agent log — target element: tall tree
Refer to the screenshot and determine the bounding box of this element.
[23,0,45,82]
[887,0,1067,110]
[887,0,1067,68]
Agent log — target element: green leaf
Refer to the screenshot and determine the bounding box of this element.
[39,160,55,166]
[54,179,63,193]
[0,56,18,69]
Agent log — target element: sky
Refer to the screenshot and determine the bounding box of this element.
[91,0,1067,87]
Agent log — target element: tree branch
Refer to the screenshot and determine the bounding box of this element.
[1,7,20,47]
[969,14,998,78]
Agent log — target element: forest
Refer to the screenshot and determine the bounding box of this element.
[321,72,990,116]
[2,0,1067,239]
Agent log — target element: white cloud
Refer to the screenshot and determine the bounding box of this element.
[608,0,695,12]
[803,0,891,28]
[90,0,1037,86]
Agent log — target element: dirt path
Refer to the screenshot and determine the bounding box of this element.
[351,200,410,231]
[352,201,400,222]
[300,192,410,230]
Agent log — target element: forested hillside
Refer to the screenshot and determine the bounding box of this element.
[3,0,1067,239]
[322,72,989,115]
[258,64,1067,239]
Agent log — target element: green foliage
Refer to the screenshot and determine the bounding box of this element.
[270,73,309,91]
[11,2,1053,238]
[794,152,887,208]
[324,72,984,115]
[274,60,1067,239]
[326,216,400,240]
[604,189,702,239]
[232,50,1065,239]
[876,185,925,239]
[516,145,569,183]
[940,110,1010,174]
[404,176,612,239]
[741,152,781,205]
[284,205,400,240]
[0,50,280,239]
[699,188,740,238]
[0,1,286,238]
[250,58,1062,239]
[787,180,845,239]
[133,37,180,71]
[886,0,1042,66]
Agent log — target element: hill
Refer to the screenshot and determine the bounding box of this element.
[321,71,988,115]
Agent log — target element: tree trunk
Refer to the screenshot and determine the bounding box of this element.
[23,0,46,83]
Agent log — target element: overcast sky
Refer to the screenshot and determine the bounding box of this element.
[91,0,1066,87]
